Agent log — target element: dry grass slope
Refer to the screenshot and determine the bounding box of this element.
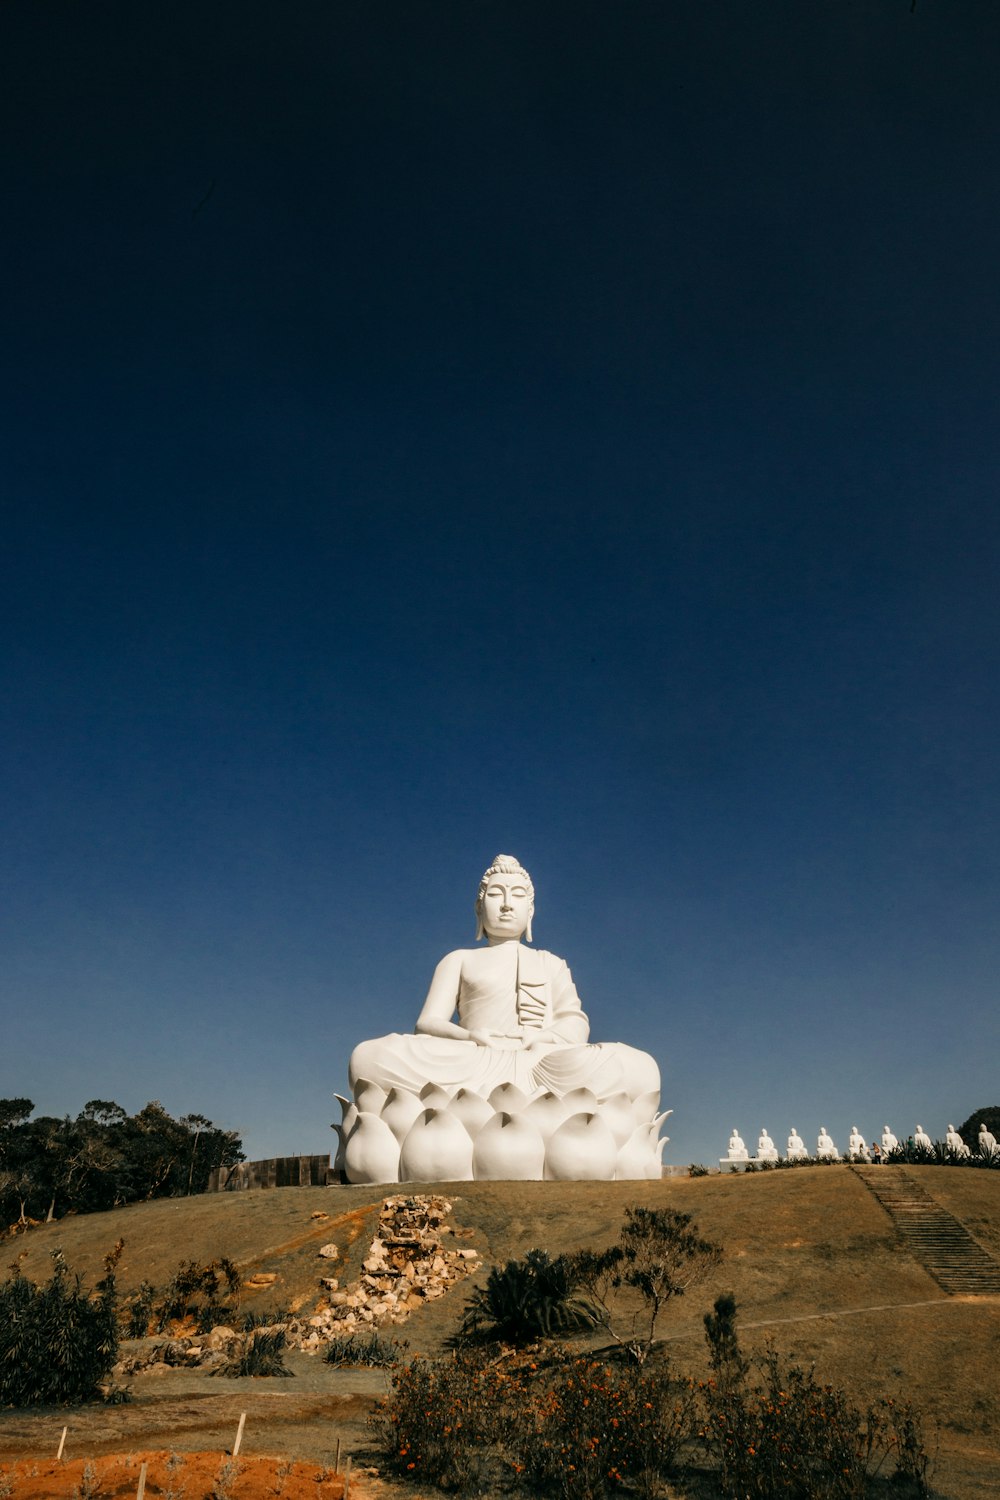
[3,1165,999,1499]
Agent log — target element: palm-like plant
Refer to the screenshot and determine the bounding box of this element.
[458,1249,596,1344]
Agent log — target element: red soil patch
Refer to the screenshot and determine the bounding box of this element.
[0,1449,365,1499]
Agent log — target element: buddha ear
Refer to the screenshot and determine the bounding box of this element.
[525,908,533,943]
[475,905,484,942]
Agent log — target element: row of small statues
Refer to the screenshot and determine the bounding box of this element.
[724,1121,998,1163]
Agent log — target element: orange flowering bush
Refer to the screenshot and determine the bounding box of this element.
[701,1297,931,1499]
[515,1355,695,1500]
[369,1348,525,1491]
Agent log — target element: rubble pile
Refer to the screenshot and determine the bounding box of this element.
[287,1193,479,1351]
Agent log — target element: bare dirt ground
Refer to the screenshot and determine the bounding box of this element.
[2,1168,998,1498]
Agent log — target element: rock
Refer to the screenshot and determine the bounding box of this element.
[320,1277,339,1291]
[318,1243,339,1260]
[246,1272,278,1287]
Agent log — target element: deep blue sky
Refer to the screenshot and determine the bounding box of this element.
[2,2,998,1168]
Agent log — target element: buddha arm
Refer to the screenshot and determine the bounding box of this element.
[414,951,480,1042]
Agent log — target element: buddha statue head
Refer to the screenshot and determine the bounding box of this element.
[475,853,534,943]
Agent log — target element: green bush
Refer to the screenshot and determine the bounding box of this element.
[324,1331,405,1367]
[122,1279,157,1338]
[458,1248,597,1345]
[0,1243,121,1406]
[216,1328,293,1378]
[154,1257,241,1330]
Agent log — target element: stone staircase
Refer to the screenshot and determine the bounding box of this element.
[854,1167,1000,1295]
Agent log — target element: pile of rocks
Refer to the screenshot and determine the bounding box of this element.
[115,1325,241,1377]
[287,1193,479,1352]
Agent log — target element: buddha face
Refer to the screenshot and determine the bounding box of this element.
[479,872,533,942]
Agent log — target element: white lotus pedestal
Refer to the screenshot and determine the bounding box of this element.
[334,1082,670,1184]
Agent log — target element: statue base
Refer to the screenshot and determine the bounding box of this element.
[334,1081,669,1184]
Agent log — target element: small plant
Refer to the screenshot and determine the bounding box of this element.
[123,1280,157,1338]
[324,1331,405,1367]
[211,1458,241,1500]
[241,1306,291,1332]
[689,1163,709,1177]
[216,1328,293,1378]
[72,1460,99,1500]
[163,1451,187,1500]
[155,1258,240,1331]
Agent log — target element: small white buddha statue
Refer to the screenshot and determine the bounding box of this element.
[726,1129,748,1161]
[881,1124,898,1155]
[756,1129,778,1162]
[786,1127,807,1159]
[945,1124,970,1158]
[848,1126,870,1161]
[817,1126,840,1160]
[342,854,663,1182]
[913,1124,933,1150]
[978,1122,998,1156]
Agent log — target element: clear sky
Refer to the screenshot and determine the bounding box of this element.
[2,2,998,1170]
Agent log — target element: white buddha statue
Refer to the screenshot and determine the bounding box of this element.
[978,1122,998,1156]
[756,1129,778,1162]
[848,1126,870,1161]
[946,1124,970,1158]
[817,1126,840,1160]
[786,1127,807,1159]
[881,1124,898,1155]
[913,1124,933,1150]
[726,1129,748,1161]
[341,854,663,1182]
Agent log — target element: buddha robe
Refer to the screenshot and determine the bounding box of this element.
[348,945,659,1103]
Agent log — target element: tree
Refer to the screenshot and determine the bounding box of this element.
[957,1107,1000,1154]
[0,1099,243,1229]
[569,1206,722,1362]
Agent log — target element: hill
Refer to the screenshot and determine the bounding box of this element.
[3,1166,999,1499]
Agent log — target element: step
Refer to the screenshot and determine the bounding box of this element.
[853,1167,1000,1294]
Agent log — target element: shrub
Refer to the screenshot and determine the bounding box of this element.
[700,1294,931,1499]
[0,1242,121,1406]
[155,1257,241,1330]
[516,1354,696,1500]
[458,1248,597,1345]
[324,1331,405,1367]
[370,1349,522,1491]
[216,1327,293,1378]
[241,1306,292,1332]
[122,1279,156,1338]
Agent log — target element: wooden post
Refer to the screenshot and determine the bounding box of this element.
[344,1456,352,1499]
[335,1437,342,1473]
[233,1411,247,1457]
[136,1460,148,1499]
[56,1426,68,1461]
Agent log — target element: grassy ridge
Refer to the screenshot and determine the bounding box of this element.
[6,1167,1000,1497]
